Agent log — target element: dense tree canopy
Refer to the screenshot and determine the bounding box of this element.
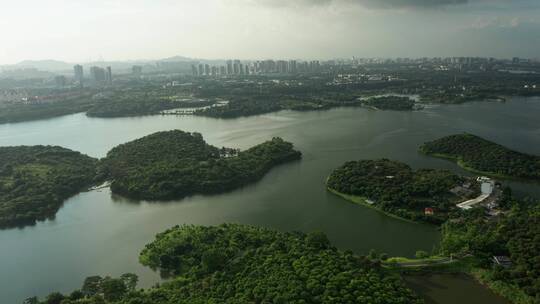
[0,96,94,124]
[101,130,302,200]
[195,97,284,118]
[33,224,423,304]
[440,199,540,302]
[86,94,213,118]
[361,96,416,111]
[327,159,472,224]
[0,146,98,228]
[420,133,540,180]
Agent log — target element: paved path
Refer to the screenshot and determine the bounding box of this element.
[394,258,454,268]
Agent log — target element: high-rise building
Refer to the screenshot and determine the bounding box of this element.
[309,60,320,72]
[73,64,84,87]
[191,64,198,76]
[204,64,210,76]
[288,60,297,74]
[233,60,241,75]
[226,60,233,75]
[90,66,106,83]
[277,60,288,73]
[198,64,204,76]
[219,66,226,75]
[261,60,276,73]
[105,66,112,85]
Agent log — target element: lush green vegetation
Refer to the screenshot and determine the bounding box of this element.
[31,224,423,304]
[86,91,214,118]
[101,130,301,200]
[419,92,504,104]
[361,96,416,111]
[326,159,474,224]
[87,98,183,117]
[0,146,99,228]
[420,133,540,180]
[2,66,540,123]
[2,64,540,124]
[0,97,94,124]
[439,197,540,303]
[194,95,361,118]
[24,273,139,304]
[194,96,284,118]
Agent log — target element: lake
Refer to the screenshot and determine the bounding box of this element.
[1,96,539,303]
[405,274,510,304]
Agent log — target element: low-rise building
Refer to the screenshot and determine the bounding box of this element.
[492,256,512,268]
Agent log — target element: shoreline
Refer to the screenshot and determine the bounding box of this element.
[388,256,534,304]
[326,186,422,225]
[419,150,515,180]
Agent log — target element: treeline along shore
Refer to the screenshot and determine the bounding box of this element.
[0,130,301,228]
[325,133,540,304]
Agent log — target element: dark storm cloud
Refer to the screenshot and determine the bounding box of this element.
[249,0,469,9]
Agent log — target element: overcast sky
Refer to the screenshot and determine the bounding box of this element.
[1,0,539,64]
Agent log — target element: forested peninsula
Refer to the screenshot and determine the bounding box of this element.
[0,146,99,228]
[29,224,423,304]
[420,133,540,180]
[0,132,301,228]
[326,159,477,224]
[360,96,416,111]
[86,96,214,118]
[101,130,302,200]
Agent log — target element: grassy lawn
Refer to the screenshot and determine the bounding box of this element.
[327,187,420,224]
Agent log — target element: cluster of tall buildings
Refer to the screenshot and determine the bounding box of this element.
[191,59,322,77]
[72,64,112,87]
[89,66,112,85]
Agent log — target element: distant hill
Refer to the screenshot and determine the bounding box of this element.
[11,60,73,72]
[0,55,226,76]
[158,55,195,62]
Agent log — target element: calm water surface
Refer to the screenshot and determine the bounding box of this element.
[406,274,510,304]
[0,96,539,303]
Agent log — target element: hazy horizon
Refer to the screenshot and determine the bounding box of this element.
[1,0,540,65]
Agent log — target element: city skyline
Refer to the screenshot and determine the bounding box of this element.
[1,0,540,65]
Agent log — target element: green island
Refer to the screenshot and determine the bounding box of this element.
[28,223,423,304]
[326,159,480,224]
[326,157,539,304]
[0,132,301,228]
[360,96,417,111]
[194,96,284,118]
[86,98,195,118]
[419,92,505,104]
[101,130,302,200]
[420,133,540,180]
[0,146,99,228]
[86,90,215,118]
